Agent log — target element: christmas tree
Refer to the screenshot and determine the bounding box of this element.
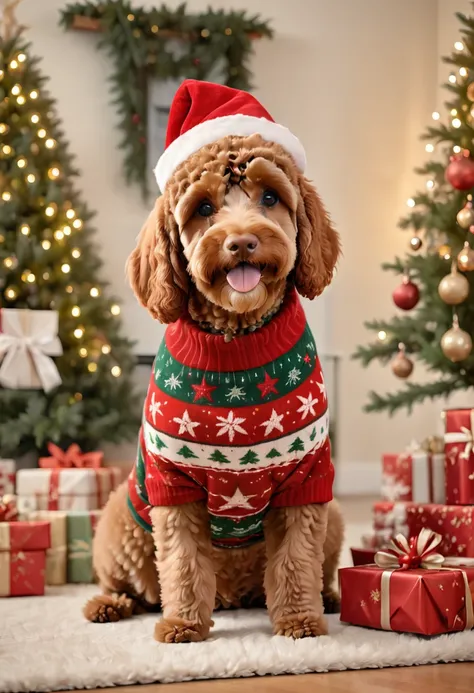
[354,6,474,415]
[0,23,138,457]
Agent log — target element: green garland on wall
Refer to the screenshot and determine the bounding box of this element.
[60,1,273,197]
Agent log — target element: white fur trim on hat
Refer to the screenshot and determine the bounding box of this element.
[154,114,306,191]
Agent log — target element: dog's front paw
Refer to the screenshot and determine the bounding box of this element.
[154,617,213,643]
[273,611,328,638]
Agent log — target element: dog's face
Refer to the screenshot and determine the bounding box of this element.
[128,135,340,324]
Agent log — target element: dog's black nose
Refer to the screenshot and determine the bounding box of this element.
[224,234,259,257]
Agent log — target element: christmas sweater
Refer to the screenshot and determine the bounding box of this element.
[128,289,333,548]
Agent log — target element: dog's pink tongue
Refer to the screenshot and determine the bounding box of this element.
[226,264,261,293]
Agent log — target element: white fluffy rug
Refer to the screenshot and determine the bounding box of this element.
[2,585,474,692]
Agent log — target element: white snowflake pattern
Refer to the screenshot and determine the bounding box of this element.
[226,386,246,402]
[260,409,284,436]
[316,379,327,398]
[164,373,182,391]
[216,410,247,442]
[155,368,161,378]
[148,392,164,424]
[172,410,200,437]
[232,522,261,536]
[296,393,319,420]
[287,367,301,385]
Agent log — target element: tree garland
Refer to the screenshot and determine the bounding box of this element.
[60,1,273,197]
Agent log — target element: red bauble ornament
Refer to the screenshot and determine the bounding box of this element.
[132,113,140,125]
[139,136,146,144]
[392,276,420,310]
[446,152,474,190]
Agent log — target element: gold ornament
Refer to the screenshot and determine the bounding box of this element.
[438,262,470,305]
[441,315,472,362]
[468,82,474,101]
[409,235,422,251]
[438,243,451,259]
[391,344,414,379]
[457,241,474,271]
[457,203,474,228]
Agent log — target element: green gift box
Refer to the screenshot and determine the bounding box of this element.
[66,510,101,583]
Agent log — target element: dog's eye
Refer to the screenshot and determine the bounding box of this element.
[196,200,214,217]
[261,190,279,207]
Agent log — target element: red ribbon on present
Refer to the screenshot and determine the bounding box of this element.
[0,494,18,522]
[39,443,103,469]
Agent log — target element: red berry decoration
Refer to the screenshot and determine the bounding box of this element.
[446,151,474,190]
[132,113,140,125]
[392,275,420,311]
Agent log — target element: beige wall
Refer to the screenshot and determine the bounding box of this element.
[19,1,469,487]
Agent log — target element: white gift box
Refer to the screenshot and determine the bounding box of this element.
[16,467,121,512]
[0,308,63,392]
[0,459,15,496]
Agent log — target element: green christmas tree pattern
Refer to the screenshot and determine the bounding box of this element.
[240,450,259,465]
[266,448,282,459]
[310,427,317,442]
[154,434,167,451]
[288,437,305,453]
[177,445,198,459]
[209,449,231,464]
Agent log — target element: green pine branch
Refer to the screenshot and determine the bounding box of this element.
[364,377,460,415]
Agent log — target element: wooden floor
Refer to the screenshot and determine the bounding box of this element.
[65,498,473,693]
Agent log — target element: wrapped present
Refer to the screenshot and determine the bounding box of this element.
[0,308,62,392]
[27,511,67,585]
[0,520,50,550]
[351,547,377,566]
[382,442,444,504]
[39,443,103,469]
[0,550,47,596]
[407,503,474,557]
[0,459,15,496]
[340,530,474,635]
[0,520,50,597]
[373,501,474,557]
[443,408,474,504]
[16,465,120,512]
[67,510,101,583]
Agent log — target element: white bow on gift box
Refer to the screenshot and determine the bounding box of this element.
[0,309,63,392]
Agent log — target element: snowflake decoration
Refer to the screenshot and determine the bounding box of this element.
[216,410,247,442]
[360,600,366,608]
[227,385,246,402]
[148,392,164,424]
[296,393,319,420]
[155,368,161,378]
[172,410,200,437]
[287,367,301,385]
[370,589,380,603]
[164,373,182,391]
[260,409,284,436]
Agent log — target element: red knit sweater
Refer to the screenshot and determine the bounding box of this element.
[128,289,333,548]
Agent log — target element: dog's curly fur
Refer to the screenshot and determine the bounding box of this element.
[85,134,343,642]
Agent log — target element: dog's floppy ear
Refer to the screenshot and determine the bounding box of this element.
[294,175,341,299]
[127,196,188,323]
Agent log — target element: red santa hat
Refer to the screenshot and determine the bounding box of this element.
[154,79,306,191]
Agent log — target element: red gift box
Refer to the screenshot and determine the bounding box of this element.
[407,504,474,557]
[382,450,444,503]
[340,530,474,635]
[0,550,46,596]
[351,547,377,566]
[0,521,50,597]
[0,521,50,551]
[443,408,474,505]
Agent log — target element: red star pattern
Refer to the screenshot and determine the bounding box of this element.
[257,371,279,398]
[303,353,311,365]
[191,376,217,402]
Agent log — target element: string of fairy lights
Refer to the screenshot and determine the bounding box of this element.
[375,37,474,376]
[0,47,123,383]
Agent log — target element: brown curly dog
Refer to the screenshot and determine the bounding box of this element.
[85,81,343,643]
